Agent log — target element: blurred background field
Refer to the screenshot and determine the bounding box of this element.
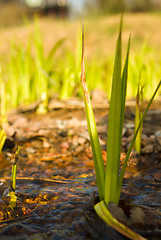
[0,0,161,114]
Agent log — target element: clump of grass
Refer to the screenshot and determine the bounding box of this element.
[34,17,65,113]
[81,16,161,239]
[0,17,65,115]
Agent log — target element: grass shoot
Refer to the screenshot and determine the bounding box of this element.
[134,83,144,154]
[9,147,19,209]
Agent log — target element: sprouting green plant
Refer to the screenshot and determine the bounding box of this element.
[17,42,32,105]
[0,67,7,124]
[128,43,161,99]
[0,128,6,152]
[59,29,82,99]
[81,17,161,239]
[7,42,21,108]
[34,17,65,114]
[134,83,144,154]
[9,147,19,209]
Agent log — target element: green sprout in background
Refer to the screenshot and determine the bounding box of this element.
[134,82,144,154]
[34,17,65,114]
[0,75,7,125]
[9,147,19,209]
[0,127,6,152]
[81,16,161,239]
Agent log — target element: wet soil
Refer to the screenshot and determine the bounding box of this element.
[0,98,161,240]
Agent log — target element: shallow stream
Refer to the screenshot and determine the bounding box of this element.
[0,99,160,240]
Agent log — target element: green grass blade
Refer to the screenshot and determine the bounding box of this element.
[45,38,66,71]
[117,79,161,198]
[119,36,131,146]
[105,17,123,205]
[0,79,7,124]
[94,201,147,240]
[81,22,105,200]
[134,84,144,153]
[134,84,141,153]
[0,129,6,152]
[84,99,105,200]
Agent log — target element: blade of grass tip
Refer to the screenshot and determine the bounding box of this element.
[94,201,147,240]
[0,129,6,152]
[134,83,141,153]
[119,35,131,153]
[105,16,123,205]
[118,79,161,197]
[140,84,144,134]
[80,19,105,200]
[1,86,7,124]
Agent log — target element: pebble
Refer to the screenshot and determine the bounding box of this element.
[108,202,128,223]
[153,172,161,182]
[141,134,155,147]
[126,134,133,143]
[122,128,126,137]
[43,140,51,148]
[125,123,135,129]
[26,147,36,154]
[156,138,161,152]
[31,140,43,149]
[77,137,86,145]
[155,130,161,138]
[141,144,154,154]
[129,206,146,224]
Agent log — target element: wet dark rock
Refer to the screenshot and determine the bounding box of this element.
[108,202,128,223]
[85,204,126,240]
[2,137,15,150]
[26,233,44,240]
[129,206,146,225]
[153,172,161,182]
